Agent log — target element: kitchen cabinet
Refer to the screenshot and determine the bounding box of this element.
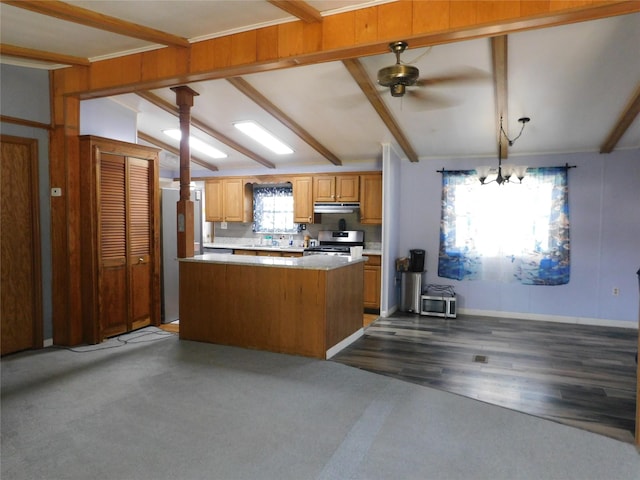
[359,173,382,225]
[363,254,381,312]
[313,175,359,202]
[204,180,223,222]
[205,178,252,223]
[79,136,160,343]
[292,176,316,224]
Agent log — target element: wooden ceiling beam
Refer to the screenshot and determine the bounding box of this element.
[342,58,418,163]
[491,35,509,160]
[227,77,341,166]
[137,131,218,172]
[0,43,90,66]
[600,82,640,154]
[3,0,189,48]
[267,0,322,23]
[136,91,276,169]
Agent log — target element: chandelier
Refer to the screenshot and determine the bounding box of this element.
[477,116,530,185]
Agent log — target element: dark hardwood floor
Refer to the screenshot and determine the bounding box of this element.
[332,313,638,443]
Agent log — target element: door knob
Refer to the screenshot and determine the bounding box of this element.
[138,257,144,263]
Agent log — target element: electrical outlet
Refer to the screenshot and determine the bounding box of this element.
[220,221,227,230]
[51,187,62,197]
[612,287,619,296]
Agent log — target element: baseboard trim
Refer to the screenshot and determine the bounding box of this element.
[459,308,638,330]
[326,328,364,359]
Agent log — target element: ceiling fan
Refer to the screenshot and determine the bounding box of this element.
[377,41,421,97]
[377,41,489,102]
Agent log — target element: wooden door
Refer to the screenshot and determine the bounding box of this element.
[1,135,43,355]
[128,158,153,331]
[99,153,129,338]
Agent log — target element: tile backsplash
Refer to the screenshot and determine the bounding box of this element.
[205,212,381,248]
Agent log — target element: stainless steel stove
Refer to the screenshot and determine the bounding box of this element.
[303,230,364,256]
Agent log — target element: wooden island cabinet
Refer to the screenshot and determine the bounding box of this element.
[179,254,365,358]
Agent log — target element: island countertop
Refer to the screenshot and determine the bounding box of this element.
[179,252,367,270]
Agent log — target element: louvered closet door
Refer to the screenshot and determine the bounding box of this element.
[99,154,129,337]
[127,158,153,331]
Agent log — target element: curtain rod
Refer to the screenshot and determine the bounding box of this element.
[437,163,577,173]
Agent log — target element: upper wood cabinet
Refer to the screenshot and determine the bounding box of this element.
[359,173,382,225]
[313,174,359,202]
[79,136,160,344]
[292,176,316,224]
[204,179,223,222]
[204,178,252,223]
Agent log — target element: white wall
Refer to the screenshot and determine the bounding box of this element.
[395,149,640,327]
[80,98,137,143]
[381,143,402,316]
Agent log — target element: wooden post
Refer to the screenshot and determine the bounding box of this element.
[170,86,199,258]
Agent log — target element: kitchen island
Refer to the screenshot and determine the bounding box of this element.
[178,253,365,359]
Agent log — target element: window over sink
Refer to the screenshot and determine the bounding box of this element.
[253,184,298,234]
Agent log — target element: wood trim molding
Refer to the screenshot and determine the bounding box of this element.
[137,131,218,172]
[0,114,52,130]
[227,77,342,166]
[3,0,189,48]
[342,58,418,163]
[136,91,276,169]
[491,35,508,160]
[600,82,640,154]
[0,43,90,66]
[267,0,322,23]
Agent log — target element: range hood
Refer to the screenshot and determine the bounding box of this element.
[313,202,360,214]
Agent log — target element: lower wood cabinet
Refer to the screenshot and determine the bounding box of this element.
[363,255,381,312]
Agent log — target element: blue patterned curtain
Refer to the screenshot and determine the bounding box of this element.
[438,167,570,285]
[253,184,297,233]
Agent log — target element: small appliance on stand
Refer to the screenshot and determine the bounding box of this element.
[399,249,426,313]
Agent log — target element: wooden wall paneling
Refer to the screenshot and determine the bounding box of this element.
[190,38,216,74]
[354,7,378,44]
[278,21,306,58]
[520,1,551,17]
[90,54,143,91]
[477,1,522,24]
[377,1,415,41]
[257,26,279,62]
[412,1,450,33]
[302,21,323,54]
[231,30,258,66]
[212,36,233,70]
[322,11,356,50]
[450,1,478,29]
[141,46,190,82]
[49,127,70,345]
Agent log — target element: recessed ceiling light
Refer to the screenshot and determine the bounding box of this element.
[233,121,293,155]
[162,129,227,159]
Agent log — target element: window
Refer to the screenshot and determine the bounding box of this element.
[253,184,297,233]
[438,167,570,285]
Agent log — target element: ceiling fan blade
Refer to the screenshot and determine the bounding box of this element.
[415,67,490,87]
[404,89,458,110]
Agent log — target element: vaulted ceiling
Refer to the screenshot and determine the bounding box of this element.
[2,1,639,176]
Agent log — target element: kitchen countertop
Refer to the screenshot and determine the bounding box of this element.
[203,242,382,256]
[179,252,367,270]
